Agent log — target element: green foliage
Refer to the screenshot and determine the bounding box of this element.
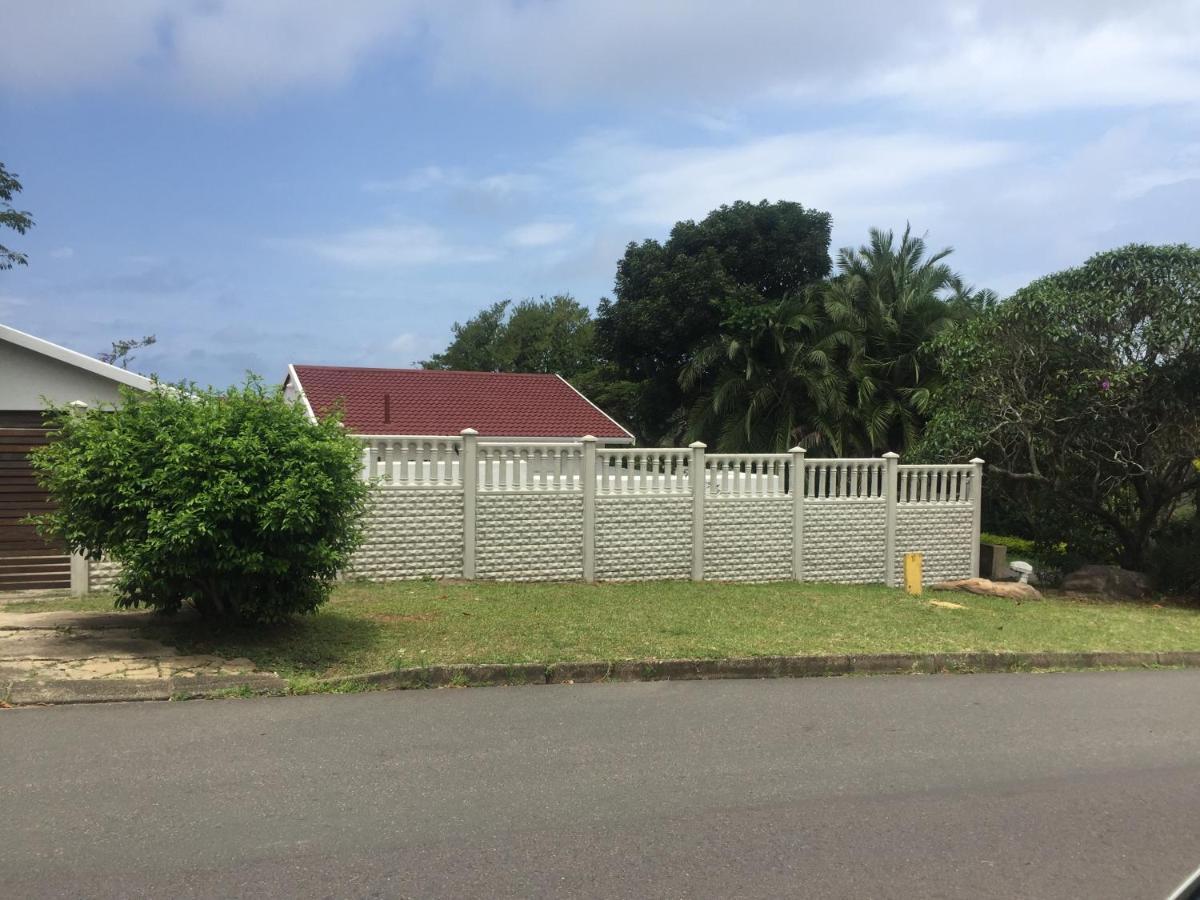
[680,292,851,451]
[921,244,1200,568]
[30,379,369,624]
[98,334,157,369]
[0,161,34,270]
[597,200,833,443]
[1147,514,1200,597]
[422,295,597,377]
[822,226,987,453]
[685,224,985,452]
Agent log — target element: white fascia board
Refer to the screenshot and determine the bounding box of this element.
[553,373,636,443]
[286,364,319,423]
[0,322,155,392]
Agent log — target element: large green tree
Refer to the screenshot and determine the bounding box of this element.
[1,162,34,270]
[684,224,987,453]
[823,225,989,453]
[920,244,1200,569]
[596,200,833,442]
[422,294,597,377]
[680,292,852,451]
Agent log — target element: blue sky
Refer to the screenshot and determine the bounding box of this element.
[2,0,1199,387]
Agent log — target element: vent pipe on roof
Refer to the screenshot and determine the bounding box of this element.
[383,392,391,424]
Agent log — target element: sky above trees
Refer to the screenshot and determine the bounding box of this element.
[2,0,1199,386]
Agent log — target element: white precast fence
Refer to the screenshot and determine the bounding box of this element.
[348,431,984,585]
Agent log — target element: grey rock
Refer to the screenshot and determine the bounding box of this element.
[1061,565,1153,599]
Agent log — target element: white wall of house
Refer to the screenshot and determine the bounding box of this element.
[0,340,130,409]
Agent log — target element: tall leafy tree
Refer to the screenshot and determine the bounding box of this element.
[1,162,34,270]
[920,244,1200,569]
[680,292,853,451]
[422,295,597,377]
[597,200,833,443]
[823,225,984,453]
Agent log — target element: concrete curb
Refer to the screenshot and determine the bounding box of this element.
[314,649,1200,693]
[5,651,1198,706]
[2,673,288,706]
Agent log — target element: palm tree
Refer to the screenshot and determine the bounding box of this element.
[680,291,855,452]
[824,225,984,454]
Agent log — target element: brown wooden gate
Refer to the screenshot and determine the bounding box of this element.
[0,421,69,590]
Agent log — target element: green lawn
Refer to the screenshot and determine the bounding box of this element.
[13,579,1199,679]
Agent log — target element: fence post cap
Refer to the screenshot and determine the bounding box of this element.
[460,427,478,436]
[688,441,707,449]
[970,457,985,465]
[882,451,900,459]
[788,445,806,454]
[581,434,597,442]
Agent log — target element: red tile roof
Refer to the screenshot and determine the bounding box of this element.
[289,365,632,440]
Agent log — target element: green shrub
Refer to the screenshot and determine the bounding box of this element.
[1147,517,1200,597]
[31,379,369,624]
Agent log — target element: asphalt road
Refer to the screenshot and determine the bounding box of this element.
[3,671,1199,899]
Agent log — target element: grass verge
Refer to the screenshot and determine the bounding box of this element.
[12,579,1198,682]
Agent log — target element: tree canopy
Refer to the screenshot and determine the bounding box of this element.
[920,244,1200,568]
[0,162,34,270]
[596,200,833,442]
[422,294,597,378]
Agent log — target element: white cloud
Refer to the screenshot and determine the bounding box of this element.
[292,224,497,268]
[7,0,1199,115]
[559,129,1017,228]
[506,221,575,247]
[0,0,422,101]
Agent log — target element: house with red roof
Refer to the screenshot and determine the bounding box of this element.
[283,365,634,444]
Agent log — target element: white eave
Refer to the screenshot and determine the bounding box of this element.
[285,364,319,423]
[0,323,155,392]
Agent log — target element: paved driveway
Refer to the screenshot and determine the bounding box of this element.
[0,609,277,702]
[3,670,1199,898]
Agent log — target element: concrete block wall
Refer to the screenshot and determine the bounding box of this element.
[703,498,792,581]
[802,500,888,583]
[893,503,975,584]
[88,557,122,591]
[476,494,584,580]
[595,496,691,580]
[346,487,464,580]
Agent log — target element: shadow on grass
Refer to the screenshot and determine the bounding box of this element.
[137,608,386,677]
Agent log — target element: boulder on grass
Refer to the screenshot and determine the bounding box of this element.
[929,577,1042,601]
[1061,565,1152,600]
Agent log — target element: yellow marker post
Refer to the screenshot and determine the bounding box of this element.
[904,552,923,596]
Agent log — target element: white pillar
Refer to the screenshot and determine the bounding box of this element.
[970,457,985,577]
[789,446,806,581]
[690,441,706,581]
[582,436,597,582]
[461,429,478,579]
[883,452,900,587]
[69,553,89,597]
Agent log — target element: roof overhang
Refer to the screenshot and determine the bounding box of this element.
[1,323,155,392]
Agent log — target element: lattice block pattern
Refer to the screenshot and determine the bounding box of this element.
[703,498,793,581]
[347,487,465,580]
[595,496,691,580]
[893,503,974,584]
[802,499,888,583]
[476,494,584,581]
[89,558,122,591]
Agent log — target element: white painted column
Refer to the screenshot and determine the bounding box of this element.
[790,445,806,581]
[69,553,89,597]
[883,452,900,587]
[582,436,597,582]
[690,441,706,582]
[461,428,478,579]
[970,457,985,577]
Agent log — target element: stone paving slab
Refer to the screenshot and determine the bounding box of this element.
[0,607,275,702]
